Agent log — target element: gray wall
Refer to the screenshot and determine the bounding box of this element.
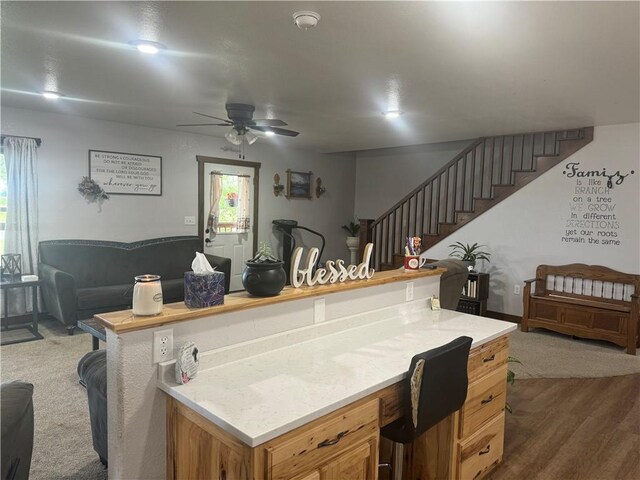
[354,140,471,220]
[1,107,357,261]
[352,123,639,316]
[422,123,640,316]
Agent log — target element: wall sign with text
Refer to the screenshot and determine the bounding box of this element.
[561,161,635,247]
[89,150,162,196]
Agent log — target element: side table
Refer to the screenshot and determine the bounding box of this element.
[0,277,43,346]
[77,317,107,351]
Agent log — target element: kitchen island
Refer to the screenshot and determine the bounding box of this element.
[96,268,515,480]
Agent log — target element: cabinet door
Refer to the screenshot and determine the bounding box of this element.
[320,439,377,480]
[267,399,379,480]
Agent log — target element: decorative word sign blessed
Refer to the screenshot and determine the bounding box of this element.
[290,243,375,288]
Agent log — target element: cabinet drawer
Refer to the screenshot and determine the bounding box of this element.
[457,412,505,480]
[267,399,379,480]
[468,336,509,383]
[459,366,507,439]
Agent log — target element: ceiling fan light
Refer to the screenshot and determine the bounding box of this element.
[130,40,166,55]
[264,130,276,137]
[42,90,63,100]
[245,131,258,145]
[225,130,242,146]
[383,110,403,119]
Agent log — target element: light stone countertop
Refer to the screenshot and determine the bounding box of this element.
[158,306,516,447]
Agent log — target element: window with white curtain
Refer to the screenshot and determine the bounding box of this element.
[216,173,251,234]
[0,153,6,254]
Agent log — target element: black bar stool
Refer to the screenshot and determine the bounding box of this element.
[379,336,473,479]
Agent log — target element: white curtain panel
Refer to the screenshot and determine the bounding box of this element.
[236,175,251,232]
[3,137,39,315]
[206,172,223,241]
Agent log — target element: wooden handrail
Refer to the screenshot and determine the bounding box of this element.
[368,127,588,269]
[370,138,483,229]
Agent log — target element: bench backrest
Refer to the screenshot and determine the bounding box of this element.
[534,263,639,306]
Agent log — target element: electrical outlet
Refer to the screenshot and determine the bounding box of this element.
[514,284,521,295]
[184,216,196,225]
[314,298,325,324]
[153,329,174,363]
[406,282,414,301]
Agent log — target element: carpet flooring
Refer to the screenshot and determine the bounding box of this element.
[2,318,638,480]
[509,328,640,378]
[0,318,107,480]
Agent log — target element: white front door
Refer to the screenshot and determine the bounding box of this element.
[202,163,255,292]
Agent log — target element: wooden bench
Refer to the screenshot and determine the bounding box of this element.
[521,264,640,355]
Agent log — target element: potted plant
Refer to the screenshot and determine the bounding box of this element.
[448,242,491,270]
[227,192,238,207]
[242,242,286,297]
[342,220,360,264]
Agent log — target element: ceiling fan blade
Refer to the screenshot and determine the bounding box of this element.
[250,126,299,137]
[252,119,288,127]
[176,123,230,127]
[193,112,232,123]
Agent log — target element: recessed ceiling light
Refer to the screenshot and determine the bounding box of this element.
[130,40,166,55]
[42,90,63,100]
[264,130,276,137]
[383,110,403,119]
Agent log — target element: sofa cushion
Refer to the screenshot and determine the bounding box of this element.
[77,279,186,311]
[77,284,133,310]
[162,278,185,303]
[1,381,35,480]
[1,381,34,435]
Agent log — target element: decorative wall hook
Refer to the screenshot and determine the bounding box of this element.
[315,177,326,198]
[273,173,285,197]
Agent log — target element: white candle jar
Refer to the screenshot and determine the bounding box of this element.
[132,274,163,316]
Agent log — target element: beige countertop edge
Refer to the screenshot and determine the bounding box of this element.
[94,267,446,334]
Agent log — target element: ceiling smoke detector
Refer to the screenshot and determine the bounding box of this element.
[293,11,320,30]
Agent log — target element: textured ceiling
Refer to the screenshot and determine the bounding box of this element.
[2,1,639,152]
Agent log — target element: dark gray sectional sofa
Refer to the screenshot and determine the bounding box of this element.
[39,236,231,334]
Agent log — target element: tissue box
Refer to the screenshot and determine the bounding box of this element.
[184,271,225,308]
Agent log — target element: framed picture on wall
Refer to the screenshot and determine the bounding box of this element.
[89,150,162,196]
[286,170,312,199]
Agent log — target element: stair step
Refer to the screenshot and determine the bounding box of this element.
[371,127,593,268]
[492,184,518,199]
[438,223,458,236]
[455,211,476,223]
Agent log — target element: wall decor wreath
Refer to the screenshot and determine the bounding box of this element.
[78,176,109,211]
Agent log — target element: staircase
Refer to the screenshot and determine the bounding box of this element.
[365,127,594,270]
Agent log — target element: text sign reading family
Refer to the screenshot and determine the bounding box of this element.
[89,150,162,196]
[561,161,635,247]
[290,243,375,287]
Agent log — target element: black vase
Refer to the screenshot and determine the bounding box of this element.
[242,261,287,297]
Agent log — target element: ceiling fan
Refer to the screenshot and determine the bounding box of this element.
[177,103,299,158]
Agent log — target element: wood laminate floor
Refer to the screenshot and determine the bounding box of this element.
[487,374,640,480]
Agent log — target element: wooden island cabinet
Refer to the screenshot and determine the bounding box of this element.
[166,335,510,480]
